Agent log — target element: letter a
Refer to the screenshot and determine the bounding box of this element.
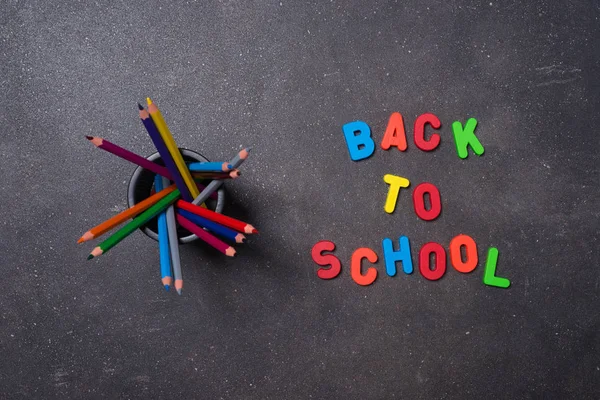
[381,112,407,151]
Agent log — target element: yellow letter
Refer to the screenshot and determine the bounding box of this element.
[383,174,410,214]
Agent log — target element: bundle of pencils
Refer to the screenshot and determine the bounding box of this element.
[78,98,257,295]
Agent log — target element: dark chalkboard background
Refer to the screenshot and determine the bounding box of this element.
[1,1,598,399]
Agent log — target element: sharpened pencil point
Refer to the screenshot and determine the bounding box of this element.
[146,97,152,105]
[164,285,170,292]
[85,135,93,140]
[177,289,182,295]
[252,228,258,234]
[87,254,94,260]
[77,237,84,244]
[137,103,144,110]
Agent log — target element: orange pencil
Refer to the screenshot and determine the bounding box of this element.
[77,185,177,243]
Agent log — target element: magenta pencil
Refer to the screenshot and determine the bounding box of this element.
[176,214,236,257]
[86,136,171,178]
[86,136,218,200]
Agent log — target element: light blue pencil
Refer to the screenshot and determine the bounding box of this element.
[163,177,183,295]
[154,175,172,291]
[188,161,232,172]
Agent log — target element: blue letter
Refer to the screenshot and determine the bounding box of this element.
[382,236,413,276]
[342,121,375,161]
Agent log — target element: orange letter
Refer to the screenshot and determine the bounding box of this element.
[381,112,407,151]
[449,234,478,273]
[351,247,378,286]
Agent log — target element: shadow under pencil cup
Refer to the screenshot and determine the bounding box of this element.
[127,149,225,243]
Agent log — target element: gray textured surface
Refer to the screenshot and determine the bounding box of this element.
[1,1,599,399]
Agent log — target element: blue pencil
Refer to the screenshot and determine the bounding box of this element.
[177,208,246,244]
[188,161,232,172]
[139,104,193,202]
[154,175,173,291]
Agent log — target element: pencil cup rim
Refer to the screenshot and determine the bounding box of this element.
[127,148,225,244]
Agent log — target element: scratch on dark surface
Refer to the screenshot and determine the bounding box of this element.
[536,78,578,87]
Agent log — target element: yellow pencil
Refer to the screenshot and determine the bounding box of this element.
[146,97,199,198]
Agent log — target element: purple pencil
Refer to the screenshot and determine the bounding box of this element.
[138,104,193,202]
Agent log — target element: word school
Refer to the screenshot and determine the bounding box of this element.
[311,112,511,288]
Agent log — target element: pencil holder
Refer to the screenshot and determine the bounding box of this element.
[127,149,225,243]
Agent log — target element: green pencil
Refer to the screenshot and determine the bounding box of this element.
[88,189,181,259]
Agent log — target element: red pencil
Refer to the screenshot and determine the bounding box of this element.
[176,214,236,257]
[176,200,257,234]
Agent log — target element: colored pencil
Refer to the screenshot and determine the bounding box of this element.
[176,214,236,257]
[177,200,257,234]
[146,97,199,198]
[86,136,171,178]
[138,104,193,202]
[178,209,246,243]
[88,189,181,259]
[155,176,172,291]
[188,162,232,172]
[191,148,251,206]
[163,177,183,295]
[77,184,177,243]
[191,170,240,180]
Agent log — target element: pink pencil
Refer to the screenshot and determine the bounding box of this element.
[176,214,236,257]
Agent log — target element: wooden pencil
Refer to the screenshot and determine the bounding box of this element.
[146,97,199,198]
[191,170,240,179]
[138,104,193,202]
[77,184,177,243]
[86,136,172,178]
[176,214,236,257]
[163,177,183,295]
[178,209,246,243]
[188,162,232,172]
[176,200,257,234]
[155,176,172,291]
[191,148,251,206]
[88,189,181,259]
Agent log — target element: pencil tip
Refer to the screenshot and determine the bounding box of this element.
[164,285,170,292]
[176,289,182,295]
[252,229,258,234]
[85,135,93,140]
[87,254,94,260]
[77,237,84,244]
[146,97,152,105]
[137,103,144,110]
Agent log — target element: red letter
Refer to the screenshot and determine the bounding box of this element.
[419,242,446,281]
[412,182,442,221]
[312,240,341,280]
[449,234,478,273]
[414,113,441,151]
[351,247,378,286]
[381,112,407,151]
